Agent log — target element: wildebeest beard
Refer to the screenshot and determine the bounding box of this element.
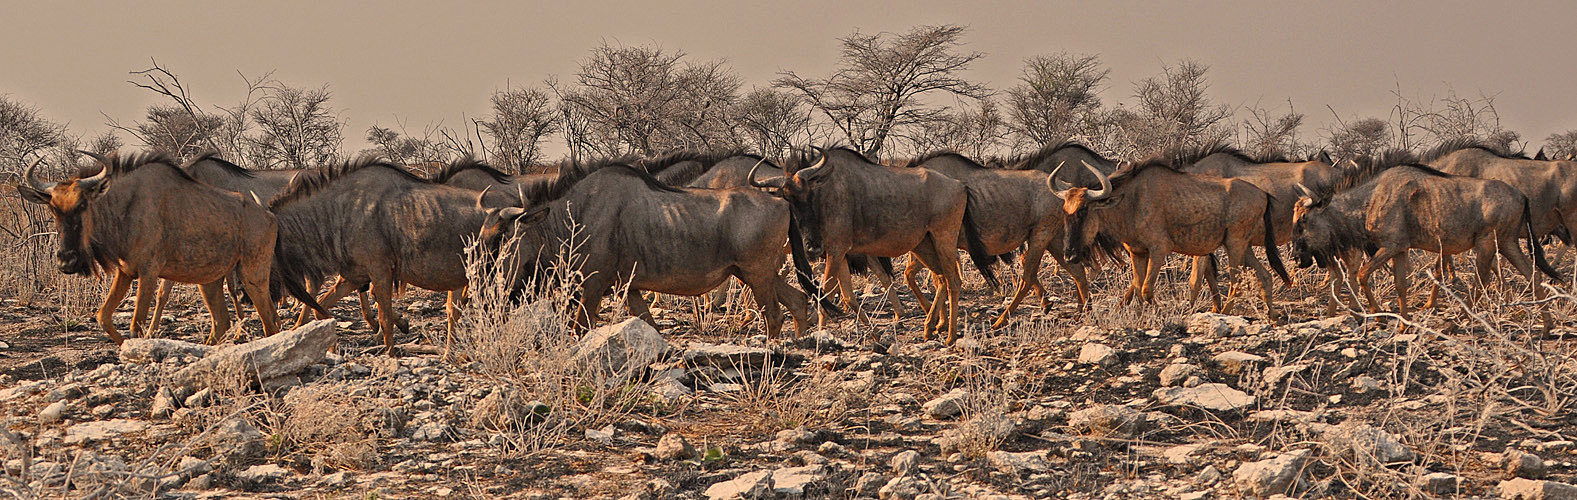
[1063,207,1092,263]
[789,194,826,256]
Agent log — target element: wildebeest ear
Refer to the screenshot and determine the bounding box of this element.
[1316,150,1332,164]
[519,204,550,226]
[16,185,51,204]
[1535,148,1548,161]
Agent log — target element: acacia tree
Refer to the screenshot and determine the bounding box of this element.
[1545,130,1577,160]
[364,124,451,167]
[479,87,558,172]
[551,43,740,159]
[1325,117,1390,160]
[900,99,1008,159]
[1117,60,1234,157]
[0,95,65,176]
[1240,100,1306,160]
[1005,52,1109,149]
[776,24,989,159]
[733,88,810,158]
[248,83,343,169]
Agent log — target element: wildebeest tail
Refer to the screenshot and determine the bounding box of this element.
[1262,193,1292,285]
[1524,198,1563,281]
[271,241,331,318]
[789,216,843,316]
[960,197,1002,289]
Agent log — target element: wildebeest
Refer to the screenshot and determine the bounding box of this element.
[479,161,813,338]
[1420,138,1577,253]
[271,157,491,353]
[15,152,320,344]
[899,151,1092,328]
[1054,159,1292,318]
[1176,144,1349,301]
[751,147,971,343]
[1291,152,1561,325]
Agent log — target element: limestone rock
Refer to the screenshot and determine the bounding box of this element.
[1154,383,1256,412]
[1320,422,1413,465]
[655,434,698,461]
[684,342,774,370]
[1189,313,1252,337]
[704,470,774,500]
[986,450,1050,475]
[922,388,970,419]
[175,319,338,391]
[63,419,148,444]
[119,338,212,364]
[571,318,670,387]
[1499,478,1577,500]
[1159,363,1198,387]
[1068,404,1145,438]
[1211,351,1266,376]
[1078,343,1118,367]
[1232,449,1310,497]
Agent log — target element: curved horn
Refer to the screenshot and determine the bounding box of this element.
[516,184,526,206]
[1081,160,1111,199]
[475,185,493,210]
[22,156,53,193]
[74,150,110,191]
[1294,183,1315,200]
[747,158,786,189]
[1047,161,1075,192]
[795,152,828,181]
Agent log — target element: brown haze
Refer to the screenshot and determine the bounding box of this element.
[3,1,1574,154]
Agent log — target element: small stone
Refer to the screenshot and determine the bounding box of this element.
[1320,422,1414,465]
[655,434,697,460]
[986,450,1050,475]
[1232,449,1310,497]
[1196,465,1222,486]
[777,426,817,446]
[1499,478,1577,500]
[703,470,773,500]
[1153,383,1256,412]
[1159,363,1198,387]
[572,318,670,387]
[879,476,927,500]
[1188,313,1251,337]
[1165,443,1207,465]
[921,389,969,419]
[184,387,212,408]
[1262,364,1308,387]
[1505,450,1548,479]
[1211,351,1266,376]
[38,401,66,424]
[1078,343,1119,367]
[1350,375,1383,393]
[1418,472,1460,495]
[150,387,175,418]
[585,425,615,444]
[237,464,290,485]
[890,450,920,477]
[853,472,885,497]
[63,419,148,444]
[770,465,825,496]
[412,422,450,442]
[1068,404,1145,438]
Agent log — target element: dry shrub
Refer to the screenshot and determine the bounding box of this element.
[274,384,390,472]
[717,354,870,436]
[448,220,650,452]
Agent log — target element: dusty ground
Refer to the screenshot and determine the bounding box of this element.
[2,258,1577,499]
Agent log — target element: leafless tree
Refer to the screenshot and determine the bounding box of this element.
[248,83,343,169]
[479,87,558,172]
[1240,100,1306,160]
[1115,60,1234,157]
[110,60,275,166]
[363,123,452,167]
[551,43,741,158]
[0,95,66,176]
[1005,52,1109,149]
[776,24,990,159]
[1544,130,1577,160]
[1325,117,1391,160]
[899,99,1008,160]
[733,88,811,158]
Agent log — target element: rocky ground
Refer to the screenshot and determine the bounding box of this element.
[2,266,1577,499]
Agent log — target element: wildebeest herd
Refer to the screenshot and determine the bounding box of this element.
[13,138,1571,354]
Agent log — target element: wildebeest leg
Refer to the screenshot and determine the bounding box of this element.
[150,279,174,337]
[623,287,658,327]
[1122,248,1147,306]
[908,247,946,341]
[1188,256,1216,308]
[444,286,468,356]
[198,280,230,344]
[226,272,247,324]
[130,268,163,341]
[1139,251,1167,305]
[236,256,281,338]
[357,288,379,330]
[903,257,929,316]
[1357,248,1401,314]
[1470,241,1499,306]
[369,278,399,355]
[1391,251,1412,319]
[824,252,868,327]
[97,271,135,345]
[914,235,963,344]
[1496,232,1553,332]
[315,278,366,326]
[1227,245,1280,322]
[993,251,1040,329]
[773,277,810,337]
[292,279,319,329]
[737,271,785,339]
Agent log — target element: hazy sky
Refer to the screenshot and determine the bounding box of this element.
[4,1,1574,155]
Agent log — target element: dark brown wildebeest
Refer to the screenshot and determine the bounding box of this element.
[1054,159,1292,318]
[1291,154,1561,326]
[1176,144,1349,302]
[1420,138,1577,256]
[431,157,555,206]
[899,151,1093,328]
[751,147,972,343]
[16,152,321,344]
[160,154,383,334]
[271,158,493,353]
[479,162,813,338]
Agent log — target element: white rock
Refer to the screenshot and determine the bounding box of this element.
[1188,313,1251,337]
[654,434,697,460]
[1078,343,1119,367]
[1248,410,1319,424]
[1499,478,1577,500]
[38,401,66,424]
[1068,404,1144,437]
[1153,384,1256,412]
[1159,363,1198,387]
[585,425,615,444]
[64,419,148,444]
[921,388,970,419]
[1232,449,1310,497]
[704,470,774,500]
[986,450,1050,475]
[1418,472,1460,495]
[571,318,669,387]
[771,465,825,496]
[1164,443,1207,465]
[1262,364,1308,387]
[1211,351,1266,376]
[237,464,290,484]
[118,338,212,364]
[1319,422,1414,464]
[412,422,450,442]
[175,319,338,390]
[1350,375,1383,393]
[890,450,920,477]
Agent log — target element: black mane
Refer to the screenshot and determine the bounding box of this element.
[270,156,425,209]
[1000,140,1108,171]
[1419,137,1529,163]
[900,150,987,170]
[1336,148,1425,191]
[783,145,870,173]
[432,155,511,184]
[93,150,196,183]
[639,149,746,186]
[182,151,254,178]
[1104,156,1185,187]
[520,157,680,205]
